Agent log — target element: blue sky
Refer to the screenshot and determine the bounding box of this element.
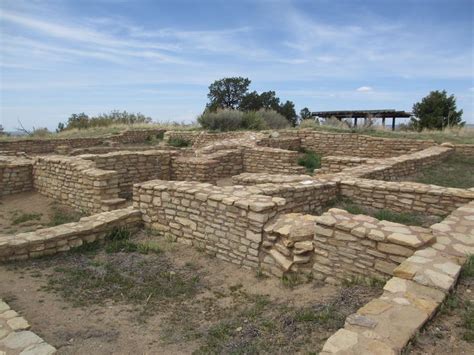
[0,0,473,131]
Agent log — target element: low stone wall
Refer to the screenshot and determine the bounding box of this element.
[0,299,56,354]
[335,146,453,181]
[33,156,124,213]
[0,208,142,262]
[134,180,284,268]
[0,129,166,154]
[171,149,243,184]
[320,201,473,354]
[243,147,306,174]
[261,209,434,280]
[454,143,474,157]
[319,156,372,174]
[266,130,436,158]
[339,178,474,216]
[0,157,34,196]
[232,172,314,185]
[164,131,250,148]
[257,137,301,151]
[80,150,172,198]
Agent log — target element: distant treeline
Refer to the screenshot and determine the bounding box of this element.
[57,110,152,131]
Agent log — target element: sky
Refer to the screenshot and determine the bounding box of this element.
[0,0,473,131]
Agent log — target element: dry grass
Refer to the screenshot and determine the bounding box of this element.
[0,122,200,141]
[299,125,474,144]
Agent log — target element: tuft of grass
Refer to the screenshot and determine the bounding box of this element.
[48,205,82,226]
[297,150,321,173]
[461,255,474,278]
[342,275,385,289]
[168,137,191,147]
[294,305,345,327]
[12,212,42,225]
[373,209,424,226]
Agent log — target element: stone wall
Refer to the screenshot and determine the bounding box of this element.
[0,157,34,196]
[339,178,474,216]
[319,156,372,174]
[243,147,306,174]
[269,130,436,158]
[257,137,301,151]
[171,150,243,184]
[0,129,166,154]
[261,210,434,281]
[134,180,283,269]
[33,156,125,213]
[164,131,250,148]
[80,150,172,198]
[320,201,473,354]
[334,146,453,181]
[454,143,474,157]
[0,207,142,262]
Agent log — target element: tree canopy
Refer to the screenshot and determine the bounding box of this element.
[300,107,312,120]
[411,90,464,130]
[206,77,298,126]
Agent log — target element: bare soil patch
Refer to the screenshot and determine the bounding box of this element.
[0,230,383,354]
[0,191,83,236]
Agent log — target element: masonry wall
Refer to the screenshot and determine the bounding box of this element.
[164,131,249,148]
[270,130,436,158]
[0,129,166,154]
[171,150,243,184]
[243,147,306,174]
[0,208,142,262]
[0,158,34,196]
[261,209,434,282]
[80,150,172,198]
[33,156,122,213]
[257,137,301,151]
[133,180,283,268]
[454,144,474,157]
[339,178,474,216]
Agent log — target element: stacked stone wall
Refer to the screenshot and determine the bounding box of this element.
[0,157,34,196]
[0,129,166,154]
[454,144,474,157]
[133,180,283,268]
[261,210,434,281]
[339,178,474,216]
[0,208,142,262]
[33,156,123,213]
[164,131,249,148]
[256,137,301,151]
[171,150,243,184]
[80,150,172,198]
[243,147,306,174]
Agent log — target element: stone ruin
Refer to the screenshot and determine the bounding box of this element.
[1,128,474,354]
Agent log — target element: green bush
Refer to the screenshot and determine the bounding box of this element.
[257,109,289,129]
[168,137,191,147]
[197,109,243,131]
[197,109,289,131]
[242,111,266,130]
[297,150,321,173]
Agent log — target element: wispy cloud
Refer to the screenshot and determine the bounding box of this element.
[356,86,374,92]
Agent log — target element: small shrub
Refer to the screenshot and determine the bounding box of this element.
[168,137,190,147]
[197,109,243,131]
[48,206,82,226]
[257,109,290,129]
[242,111,266,130]
[299,119,319,129]
[462,255,474,278]
[297,150,321,173]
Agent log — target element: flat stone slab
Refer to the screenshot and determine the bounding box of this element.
[0,300,56,354]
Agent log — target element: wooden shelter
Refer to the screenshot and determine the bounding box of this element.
[311,109,412,131]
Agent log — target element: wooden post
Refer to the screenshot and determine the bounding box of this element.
[382,117,386,128]
[392,117,396,131]
[354,117,358,127]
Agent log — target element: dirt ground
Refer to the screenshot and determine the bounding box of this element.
[0,231,382,354]
[0,191,82,236]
